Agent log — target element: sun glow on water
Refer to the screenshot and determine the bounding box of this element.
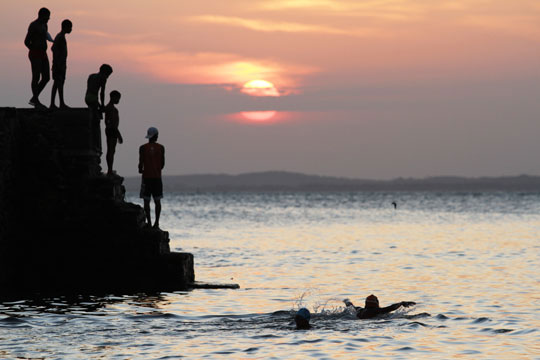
[240,111,277,122]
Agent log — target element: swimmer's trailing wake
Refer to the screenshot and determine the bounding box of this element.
[293,289,344,315]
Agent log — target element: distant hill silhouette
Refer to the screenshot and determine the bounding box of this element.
[123,171,540,192]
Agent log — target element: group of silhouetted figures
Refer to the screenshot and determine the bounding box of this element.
[25,7,165,228]
[24,8,417,317]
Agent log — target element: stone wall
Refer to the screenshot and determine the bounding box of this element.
[0,108,19,285]
[0,108,194,294]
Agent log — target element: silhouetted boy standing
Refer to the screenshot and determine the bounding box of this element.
[139,127,165,228]
[25,7,52,109]
[104,90,123,176]
[85,64,113,156]
[50,19,72,109]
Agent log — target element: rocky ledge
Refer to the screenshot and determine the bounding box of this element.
[0,107,194,294]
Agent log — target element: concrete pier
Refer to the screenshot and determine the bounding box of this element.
[0,107,194,294]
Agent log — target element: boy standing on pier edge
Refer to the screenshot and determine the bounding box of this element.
[85,64,113,156]
[139,127,165,228]
[50,19,73,109]
[25,7,52,109]
[104,90,123,176]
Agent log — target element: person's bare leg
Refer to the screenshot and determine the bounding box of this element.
[30,59,49,107]
[106,138,117,175]
[37,68,50,96]
[106,151,113,175]
[154,199,161,228]
[106,144,113,175]
[144,199,152,226]
[58,80,68,108]
[29,59,41,105]
[50,81,58,108]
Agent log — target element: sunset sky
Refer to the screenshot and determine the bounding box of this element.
[1,0,539,178]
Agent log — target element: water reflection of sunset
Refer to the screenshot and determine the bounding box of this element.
[241,111,277,122]
[227,111,298,124]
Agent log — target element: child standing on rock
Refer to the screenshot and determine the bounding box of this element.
[50,19,72,109]
[85,64,113,156]
[138,127,165,228]
[104,90,123,176]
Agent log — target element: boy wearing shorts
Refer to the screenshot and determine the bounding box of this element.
[50,19,72,109]
[104,90,123,175]
[138,127,165,228]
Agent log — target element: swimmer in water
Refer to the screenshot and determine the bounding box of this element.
[344,295,415,319]
[294,308,311,329]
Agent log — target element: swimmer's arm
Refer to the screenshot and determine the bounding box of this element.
[379,301,416,314]
[379,303,403,314]
[400,301,416,307]
[343,299,362,312]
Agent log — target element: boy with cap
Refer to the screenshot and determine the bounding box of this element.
[344,295,416,319]
[138,127,165,228]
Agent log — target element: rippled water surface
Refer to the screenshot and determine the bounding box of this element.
[1,192,539,359]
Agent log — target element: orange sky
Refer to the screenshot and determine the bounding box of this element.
[5,1,539,89]
[1,1,539,178]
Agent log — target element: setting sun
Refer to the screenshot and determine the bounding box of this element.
[241,80,280,97]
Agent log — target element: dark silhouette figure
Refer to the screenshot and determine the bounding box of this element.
[85,64,113,155]
[294,308,311,330]
[139,127,165,228]
[25,7,52,109]
[392,201,397,209]
[104,90,123,176]
[344,295,415,319]
[50,19,72,109]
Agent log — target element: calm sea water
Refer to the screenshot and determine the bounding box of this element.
[1,192,539,359]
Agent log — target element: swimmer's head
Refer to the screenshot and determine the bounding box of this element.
[365,294,379,309]
[294,308,311,330]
